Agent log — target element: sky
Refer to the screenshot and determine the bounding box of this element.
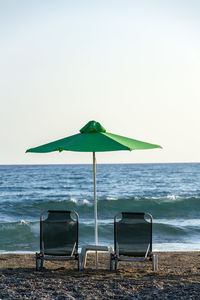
[0,0,199,164]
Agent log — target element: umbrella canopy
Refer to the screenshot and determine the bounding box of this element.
[26,120,162,153]
[26,120,162,245]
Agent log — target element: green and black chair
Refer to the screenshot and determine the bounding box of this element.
[110,212,158,271]
[36,210,79,270]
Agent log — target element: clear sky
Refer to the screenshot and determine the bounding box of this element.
[0,0,199,164]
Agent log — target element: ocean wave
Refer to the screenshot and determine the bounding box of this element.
[1,195,200,222]
[58,198,93,206]
[153,222,200,244]
[0,217,200,252]
[0,220,39,252]
[0,220,38,229]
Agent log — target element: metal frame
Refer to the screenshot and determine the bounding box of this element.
[110,212,158,271]
[36,210,80,271]
[79,245,113,270]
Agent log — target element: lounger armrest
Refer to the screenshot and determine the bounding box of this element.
[71,242,76,257]
[144,243,150,259]
[41,241,44,255]
[116,242,119,257]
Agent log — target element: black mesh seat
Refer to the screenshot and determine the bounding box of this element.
[36,210,79,270]
[110,212,158,271]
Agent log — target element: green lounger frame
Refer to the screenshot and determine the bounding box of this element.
[110,212,158,271]
[36,210,79,270]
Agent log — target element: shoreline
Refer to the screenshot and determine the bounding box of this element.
[1,247,200,255]
[1,252,200,299]
[1,250,200,254]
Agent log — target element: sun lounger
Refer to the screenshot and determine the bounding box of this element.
[110,212,158,271]
[36,210,79,270]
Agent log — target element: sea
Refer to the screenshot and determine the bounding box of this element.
[0,163,199,253]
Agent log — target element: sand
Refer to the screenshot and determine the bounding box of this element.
[0,252,200,299]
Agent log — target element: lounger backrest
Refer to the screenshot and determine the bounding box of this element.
[41,210,78,256]
[114,212,152,257]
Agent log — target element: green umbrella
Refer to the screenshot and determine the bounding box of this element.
[26,120,162,245]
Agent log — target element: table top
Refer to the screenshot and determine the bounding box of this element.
[81,245,110,251]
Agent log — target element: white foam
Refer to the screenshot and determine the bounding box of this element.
[106,197,118,201]
[167,195,180,200]
[82,199,92,206]
[19,219,28,225]
[155,218,200,227]
[70,197,78,204]
[153,242,200,252]
[80,219,113,225]
[69,197,93,207]
[0,250,35,254]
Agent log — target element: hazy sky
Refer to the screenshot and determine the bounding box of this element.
[0,0,199,164]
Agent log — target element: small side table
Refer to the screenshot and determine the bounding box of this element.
[80,245,113,270]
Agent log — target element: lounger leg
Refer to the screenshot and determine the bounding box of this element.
[79,247,88,270]
[36,253,44,271]
[115,259,118,271]
[95,251,98,269]
[77,256,80,271]
[79,247,85,270]
[152,254,158,271]
[36,258,40,271]
[84,251,88,268]
[110,254,114,271]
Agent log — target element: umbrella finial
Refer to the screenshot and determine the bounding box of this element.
[80,121,106,133]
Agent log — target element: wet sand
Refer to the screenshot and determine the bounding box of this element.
[0,252,200,299]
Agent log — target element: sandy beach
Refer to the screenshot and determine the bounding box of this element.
[0,252,200,299]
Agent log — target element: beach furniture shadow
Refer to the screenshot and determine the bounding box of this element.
[36,210,79,271]
[110,212,158,271]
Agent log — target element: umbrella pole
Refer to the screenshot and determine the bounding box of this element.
[93,152,98,269]
[93,152,98,245]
